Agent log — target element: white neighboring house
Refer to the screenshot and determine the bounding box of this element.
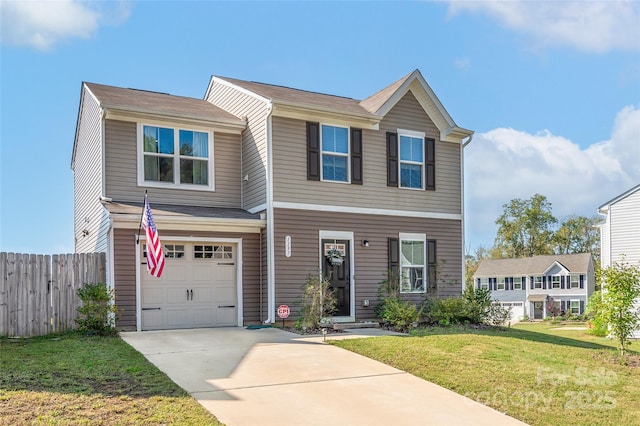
[598,184,640,338]
[473,253,595,321]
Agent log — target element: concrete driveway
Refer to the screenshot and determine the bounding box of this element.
[120,327,526,426]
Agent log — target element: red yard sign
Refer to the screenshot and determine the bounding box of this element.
[277,305,290,319]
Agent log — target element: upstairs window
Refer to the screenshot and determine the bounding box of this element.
[480,278,489,290]
[534,276,542,289]
[387,130,435,190]
[551,276,561,289]
[570,275,580,288]
[139,124,213,190]
[496,277,505,290]
[514,277,522,290]
[399,134,424,189]
[321,124,349,182]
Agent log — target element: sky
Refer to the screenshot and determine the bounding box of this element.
[0,0,639,255]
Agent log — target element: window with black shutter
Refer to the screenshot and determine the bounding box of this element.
[351,128,363,185]
[425,137,435,190]
[307,122,320,181]
[386,132,398,187]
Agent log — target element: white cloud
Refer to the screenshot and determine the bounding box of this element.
[0,0,130,50]
[448,0,640,53]
[464,105,640,249]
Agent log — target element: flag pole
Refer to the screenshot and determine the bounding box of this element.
[136,190,148,245]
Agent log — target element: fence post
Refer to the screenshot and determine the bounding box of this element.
[0,252,7,336]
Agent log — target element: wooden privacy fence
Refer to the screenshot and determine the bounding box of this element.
[0,252,106,337]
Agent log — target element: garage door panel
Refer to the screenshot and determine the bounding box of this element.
[142,288,163,305]
[141,242,238,330]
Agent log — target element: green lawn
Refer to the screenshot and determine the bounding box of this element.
[0,332,222,425]
[333,322,640,426]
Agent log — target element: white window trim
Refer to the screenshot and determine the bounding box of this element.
[570,299,580,314]
[513,276,522,290]
[398,129,425,191]
[320,123,350,184]
[534,276,543,289]
[551,275,561,289]
[480,278,489,290]
[570,274,580,289]
[399,232,427,294]
[137,122,215,191]
[497,277,505,291]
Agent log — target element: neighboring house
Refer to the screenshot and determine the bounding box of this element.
[598,184,640,338]
[473,253,595,320]
[72,70,473,331]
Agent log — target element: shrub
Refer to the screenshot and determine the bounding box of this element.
[425,296,469,326]
[462,285,492,324]
[76,282,117,335]
[379,297,422,332]
[486,303,512,327]
[298,274,337,330]
[374,270,401,318]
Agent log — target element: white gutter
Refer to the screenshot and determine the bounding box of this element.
[460,134,474,291]
[265,102,275,324]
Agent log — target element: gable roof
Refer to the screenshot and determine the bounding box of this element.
[474,253,593,277]
[598,183,640,213]
[84,82,244,125]
[209,70,473,140]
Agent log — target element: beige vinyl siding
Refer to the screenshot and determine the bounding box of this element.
[609,189,640,265]
[112,228,263,330]
[104,119,242,208]
[271,92,461,214]
[206,81,270,210]
[74,87,107,253]
[272,208,462,320]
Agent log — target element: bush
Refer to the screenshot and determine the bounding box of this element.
[297,274,337,330]
[486,303,512,327]
[425,297,469,326]
[379,297,422,332]
[462,285,492,324]
[586,290,608,336]
[76,282,117,335]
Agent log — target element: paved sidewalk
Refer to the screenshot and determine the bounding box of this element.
[121,327,527,426]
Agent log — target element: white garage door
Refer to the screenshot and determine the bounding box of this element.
[501,302,524,321]
[141,242,237,330]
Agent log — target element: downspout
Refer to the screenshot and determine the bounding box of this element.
[460,134,474,291]
[264,103,275,324]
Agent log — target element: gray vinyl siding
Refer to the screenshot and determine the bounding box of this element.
[74,87,107,253]
[272,208,463,321]
[206,81,269,211]
[103,119,242,207]
[271,92,461,214]
[113,228,263,330]
[609,189,640,265]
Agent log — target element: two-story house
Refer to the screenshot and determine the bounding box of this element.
[473,253,595,320]
[598,184,640,337]
[72,70,473,331]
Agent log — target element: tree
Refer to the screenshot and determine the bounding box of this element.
[553,215,602,259]
[598,260,640,356]
[465,245,491,287]
[494,194,557,258]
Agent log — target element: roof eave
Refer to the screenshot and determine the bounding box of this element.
[102,104,246,133]
[272,101,381,130]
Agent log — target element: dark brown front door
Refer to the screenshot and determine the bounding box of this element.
[322,239,350,317]
[533,302,544,320]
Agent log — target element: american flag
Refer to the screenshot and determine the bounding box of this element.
[142,196,165,278]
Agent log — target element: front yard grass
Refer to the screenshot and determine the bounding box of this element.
[333,322,640,426]
[0,332,222,425]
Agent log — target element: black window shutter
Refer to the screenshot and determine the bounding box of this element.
[425,137,436,190]
[307,122,320,181]
[388,237,399,278]
[351,128,363,185]
[476,278,480,289]
[561,275,565,289]
[580,300,584,314]
[522,276,526,289]
[530,277,534,290]
[387,132,398,187]
[543,276,547,290]
[427,240,437,292]
[579,274,584,289]
[561,301,567,313]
